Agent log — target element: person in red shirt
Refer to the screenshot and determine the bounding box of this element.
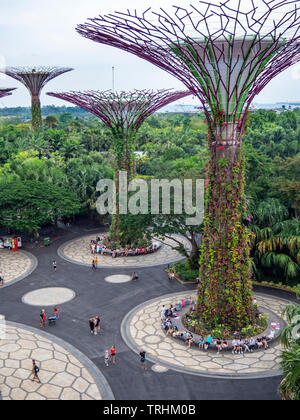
[110,345,116,364]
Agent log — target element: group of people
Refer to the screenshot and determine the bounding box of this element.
[161,299,276,354]
[89,235,159,258]
[39,307,59,328]
[89,316,101,335]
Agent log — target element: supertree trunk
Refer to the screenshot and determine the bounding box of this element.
[110,133,135,242]
[197,121,253,330]
[31,95,42,129]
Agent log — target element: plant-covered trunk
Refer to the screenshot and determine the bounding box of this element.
[31,95,42,129]
[110,133,135,242]
[197,122,254,331]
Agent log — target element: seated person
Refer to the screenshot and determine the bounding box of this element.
[243,339,250,353]
[222,340,228,351]
[175,300,182,311]
[267,327,276,340]
[204,335,213,351]
[125,248,129,256]
[256,336,263,349]
[237,339,244,354]
[261,335,269,349]
[186,333,194,348]
[198,336,205,350]
[249,337,256,352]
[232,339,238,354]
[216,338,222,354]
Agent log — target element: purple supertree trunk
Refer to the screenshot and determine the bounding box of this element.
[75,0,300,330]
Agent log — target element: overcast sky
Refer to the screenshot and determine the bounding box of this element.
[0,0,299,108]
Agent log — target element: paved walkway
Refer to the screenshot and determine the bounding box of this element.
[0,227,293,400]
[0,322,113,400]
[122,291,288,378]
[0,250,37,288]
[58,233,190,268]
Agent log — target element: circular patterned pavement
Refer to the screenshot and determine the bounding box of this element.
[0,322,114,400]
[58,233,190,268]
[121,291,290,379]
[0,250,37,288]
[105,274,132,284]
[22,287,75,307]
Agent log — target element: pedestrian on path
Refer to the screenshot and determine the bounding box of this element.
[89,317,95,334]
[110,345,116,364]
[91,259,96,271]
[139,349,149,371]
[0,271,4,286]
[132,272,139,281]
[94,256,98,269]
[52,260,57,272]
[31,360,41,383]
[94,316,100,335]
[40,309,46,328]
[54,307,59,319]
[104,350,109,366]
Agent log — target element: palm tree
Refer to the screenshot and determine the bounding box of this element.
[279,345,300,400]
[279,304,300,400]
[280,304,300,349]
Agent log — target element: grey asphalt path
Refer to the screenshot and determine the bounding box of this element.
[0,229,283,400]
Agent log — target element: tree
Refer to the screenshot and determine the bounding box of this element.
[0,180,80,237]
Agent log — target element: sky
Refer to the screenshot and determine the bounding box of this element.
[0,0,299,108]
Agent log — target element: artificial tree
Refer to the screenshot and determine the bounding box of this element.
[47,89,191,242]
[76,0,300,330]
[0,88,16,98]
[2,67,72,128]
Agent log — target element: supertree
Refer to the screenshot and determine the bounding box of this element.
[1,67,73,128]
[47,89,191,241]
[76,0,300,330]
[0,88,16,98]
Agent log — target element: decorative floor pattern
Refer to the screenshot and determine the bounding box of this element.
[0,323,114,400]
[22,287,76,306]
[0,250,37,288]
[58,233,190,268]
[122,292,289,378]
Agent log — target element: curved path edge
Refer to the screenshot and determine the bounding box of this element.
[121,291,287,380]
[4,321,115,400]
[0,251,38,289]
[57,238,186,269]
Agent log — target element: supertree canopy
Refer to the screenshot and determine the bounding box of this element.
[76,0,300,331]
[0,88,16,98]
[47,89,191,241]
[2,66,73,128]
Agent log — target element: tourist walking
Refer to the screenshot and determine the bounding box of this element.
[94,316,100,334]
[132,272,138,281]
[94,256,98,269]
[104,350,109,366]
[40,309,46,328]
[0,271,3,286]
[31,360,41,383]
[139,349,149,371]
[89,317,95,334]
[54,307,59,319]
[52,260,57,272]
[91,259,96,271]
[110,345,116,364]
